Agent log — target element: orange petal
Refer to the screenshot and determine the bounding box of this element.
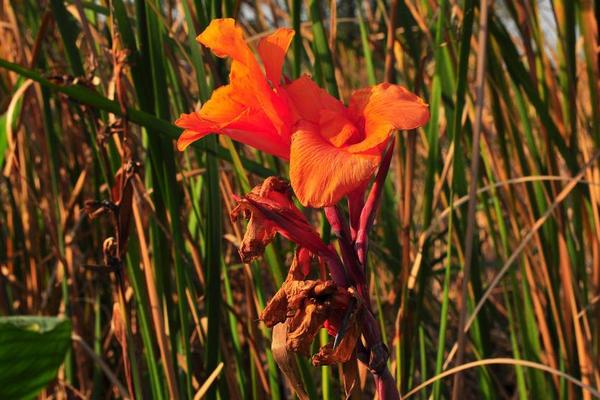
[197,18,291,137]
[175,85,243,148]
[175,109,290,157]
[175,85,245,150]
[175,85,290,156]
[197,18,259,71]
[284,75,345,124]
[258,28,294,85]
[196,85,244,121]
[175,112,215,150]
[345,83,429,153]
[290,122,379,207]
[177,129,207,151]
[319,109,360,147]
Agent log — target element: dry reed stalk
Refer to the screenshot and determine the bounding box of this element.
[452,0,490,396]
[131,196,180,400]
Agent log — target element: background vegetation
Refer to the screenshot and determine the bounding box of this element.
[1,0,599,398]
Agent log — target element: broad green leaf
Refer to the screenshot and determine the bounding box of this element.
[0,316,71,400]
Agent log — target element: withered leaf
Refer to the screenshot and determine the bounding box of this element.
[311,306,363,366]
[271,322,309,400]
[231,177,336,263]
[260,249,359,363]
[112,161,136,256]
[341,353,359,399]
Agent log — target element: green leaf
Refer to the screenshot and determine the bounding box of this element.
[0,78,26,169]
[0,57,274,178]
[0,113,7,167]
[0,316,72,400]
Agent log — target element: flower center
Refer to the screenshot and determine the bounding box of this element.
[319,110,363,148]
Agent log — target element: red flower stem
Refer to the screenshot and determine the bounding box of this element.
[355,137,396,266]
[353,138,400,400]
[361,309,400,400]
[347,188,366,241]
[324,206,367,298]
[323,248,351,288]
[374,370,401,400]
[360,309,383,360]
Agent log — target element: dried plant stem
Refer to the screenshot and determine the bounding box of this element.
[194,362,225,400]
[72,334,130,399]
[405,358,600,399]
[452,0,490,396]
[114,271,136,399]
[400,132,416,290]
[444,148,600,369]
[383,0,399,82]
[131,198,180,400]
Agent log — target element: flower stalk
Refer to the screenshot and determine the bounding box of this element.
[356,138,396,267]
[230,157,402,398]
[324,205,365,297]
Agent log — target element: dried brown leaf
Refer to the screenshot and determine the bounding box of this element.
[231,177,335,263]
[271,322,309,400]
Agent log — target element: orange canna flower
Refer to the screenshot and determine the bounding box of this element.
[176,19,430,208]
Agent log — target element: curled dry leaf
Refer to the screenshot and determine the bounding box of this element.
[84,161,138,258]
[271,322,309,400]
[111,302,126,348]
[260,249,362,364]
[111,161,137,255]
[231,177,335,263]
[312,296,365,366]
[341,354,359,400]
[230,177,294,262]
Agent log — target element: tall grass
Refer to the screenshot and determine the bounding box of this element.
[1,0,599,398]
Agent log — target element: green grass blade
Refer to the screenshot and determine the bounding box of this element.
[308,0,338,97]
